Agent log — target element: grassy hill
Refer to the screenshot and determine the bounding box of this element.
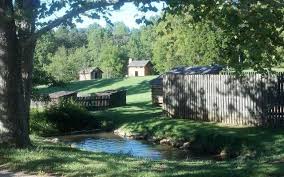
[35,76,156,103]
[34,76,161,128]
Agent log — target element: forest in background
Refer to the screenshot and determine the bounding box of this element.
[34,13,284,85]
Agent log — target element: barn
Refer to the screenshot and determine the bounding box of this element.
[79,67,103,81]
[150,65,223,106]
[128,58,153,77]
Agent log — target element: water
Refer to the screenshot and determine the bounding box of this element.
[59,132,197,160]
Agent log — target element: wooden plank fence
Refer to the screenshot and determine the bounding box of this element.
[31,90,127,111]
[151,85,163,106]
[163,73,284,127]
[76,90,127,111]
[75,94,111,111]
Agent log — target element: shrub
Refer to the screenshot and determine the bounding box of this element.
[30,109,58,136]
[189,132,246,158]
[30,101,99,136]
[45,101,98,133]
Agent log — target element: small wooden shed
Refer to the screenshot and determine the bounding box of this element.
[150,65,223,106]
[128,59,153,77]
[79,67,103,81]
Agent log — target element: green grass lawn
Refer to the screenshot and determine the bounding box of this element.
[34,76,155,102]
[3,136,281,177]
[1,76,284,177]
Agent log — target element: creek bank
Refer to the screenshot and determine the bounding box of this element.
[114,129,192,150]
[113,128,251,160]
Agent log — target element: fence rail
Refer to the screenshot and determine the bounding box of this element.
[75,95,111,111]
[31,90,127,111]
[163,73,284,127]
[76,90,127,111]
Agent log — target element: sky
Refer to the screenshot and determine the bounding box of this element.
[75,2,164,29]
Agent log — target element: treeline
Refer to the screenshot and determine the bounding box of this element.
[34,22,156,85]
[34,13,284,85]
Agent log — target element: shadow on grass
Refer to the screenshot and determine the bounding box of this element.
[2,140,282,177]
[94,100,162,128]
[33,77,154,97]
[33,78,125,94]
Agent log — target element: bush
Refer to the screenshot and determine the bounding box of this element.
[30,101,99,136]
[189,132,246,158]
[30,109,59,136]
[46,101,98,132]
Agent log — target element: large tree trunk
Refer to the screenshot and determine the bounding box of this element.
[20,3,37,137]
[0,2,30,147]
[22,41,36,136]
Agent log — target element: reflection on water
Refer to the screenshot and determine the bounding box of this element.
[59,132,197,160]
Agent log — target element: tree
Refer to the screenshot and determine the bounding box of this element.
[0,1,31,147]
[33,32,56,85]
[33,26,88,85]
[54,27,87,49]
[36,22,138,83]
[127,29,143,59]
[165,0,284,72]
[127,26,155,60]
[0,0,160,147]
[87,24,110,66]
[152,14,226,72]
[112,22,130,47]
[45,47,80,82]
[140,25,156,59]
[70,47,93,73]
[100,42,124,78]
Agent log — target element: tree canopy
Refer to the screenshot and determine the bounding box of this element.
[165,0,284,72]
[33,0,284,84]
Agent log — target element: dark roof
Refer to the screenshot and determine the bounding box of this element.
[150,75,163,86]
[150,65,223,86]
[128,60,151,67]
[167,65,223,75]
[49,91,77,99]
[79,67,103,74]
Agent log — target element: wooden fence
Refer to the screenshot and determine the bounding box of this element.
[151,85,163,106]
[76,90,127,111]
[163,73,284,127]
[76,94,111,111]
[31,90,127,111]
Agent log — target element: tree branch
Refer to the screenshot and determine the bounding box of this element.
[29,0,131,41]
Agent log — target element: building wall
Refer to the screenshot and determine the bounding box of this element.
[128,67,146,77]
[80,71,103,81]
[144,64,153,75]
[91,71,102,79]
[79,73,91,81]
[128,64,153,77]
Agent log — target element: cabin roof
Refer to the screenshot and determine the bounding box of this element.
[128,60,151,67]
[49,91,77,99]
[150,65,223,86]
[167,65,223,75]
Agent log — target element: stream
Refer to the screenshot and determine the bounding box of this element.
[59,132,203,161]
